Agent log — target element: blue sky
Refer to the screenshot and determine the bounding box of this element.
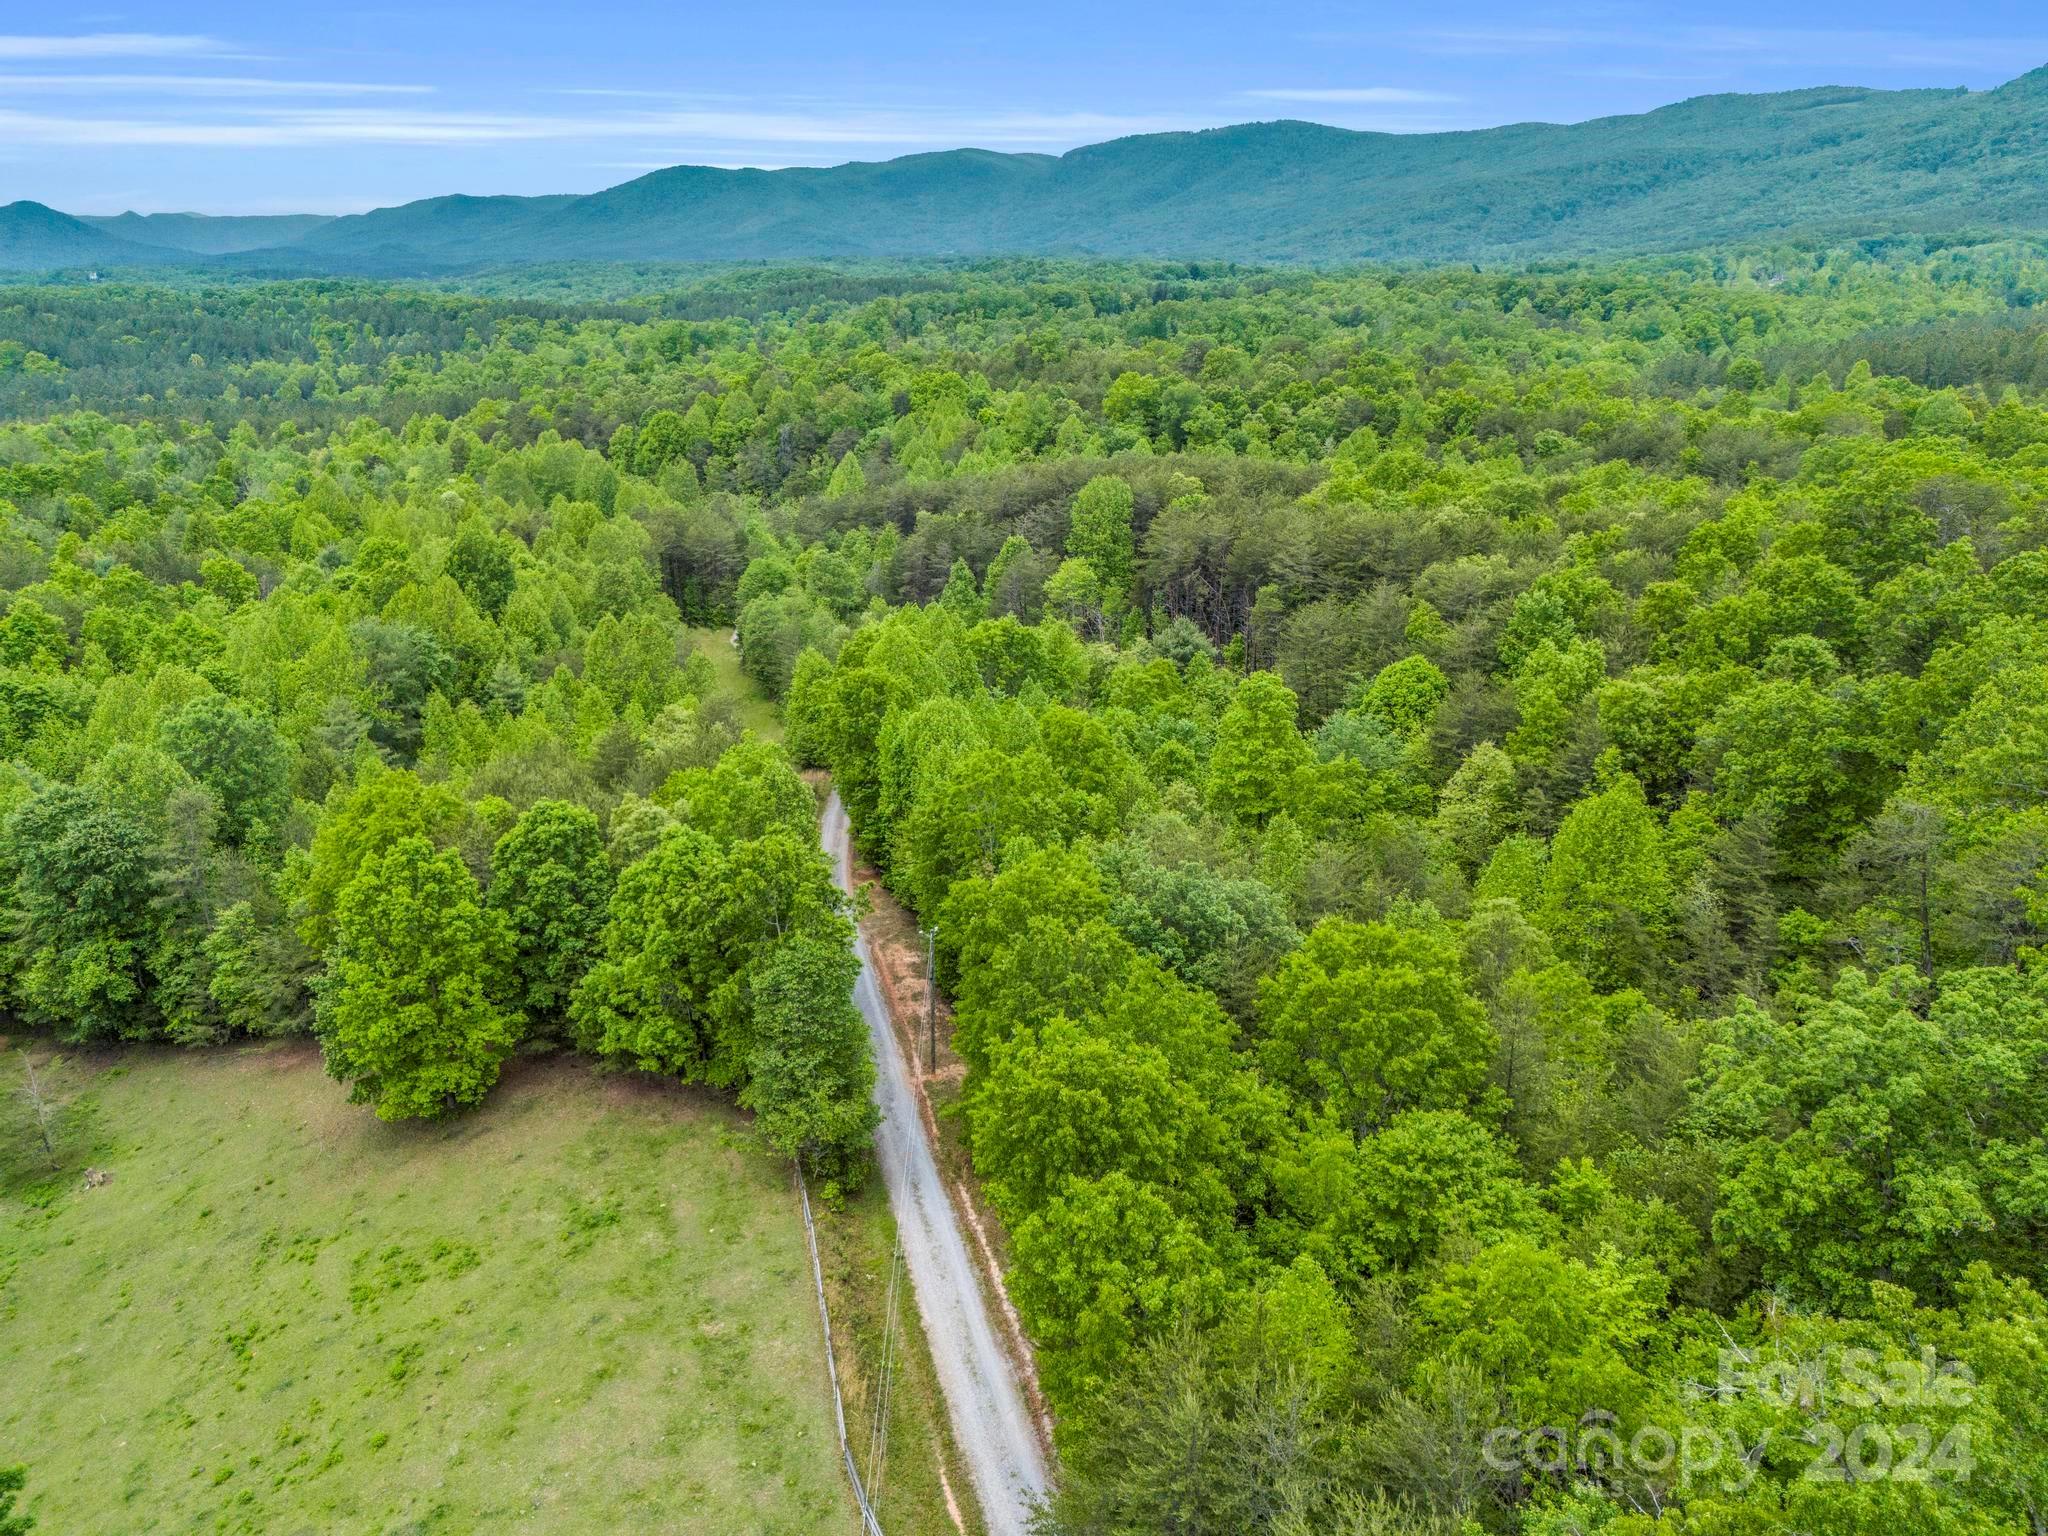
[6,4,2046,215]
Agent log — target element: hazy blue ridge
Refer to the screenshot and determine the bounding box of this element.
[7,69,2048,274]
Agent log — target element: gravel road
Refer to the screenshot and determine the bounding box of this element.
[822,789,1049,1536]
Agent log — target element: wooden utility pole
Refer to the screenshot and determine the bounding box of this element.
[921,925,938,1074]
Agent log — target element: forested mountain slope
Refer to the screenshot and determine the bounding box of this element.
[511,70,2048,267]
[77,211,338,255]
[0,201,179,270]
[5,68,2048,272]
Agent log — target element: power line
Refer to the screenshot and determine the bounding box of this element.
[862,1122,915,1520]
[796,1165,887,1536]
[864,1216,904,1516]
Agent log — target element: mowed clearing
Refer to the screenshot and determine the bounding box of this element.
[687,625,783,742]
[0,1042,855,1535]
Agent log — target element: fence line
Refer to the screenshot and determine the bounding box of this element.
[797,1166,888,1536]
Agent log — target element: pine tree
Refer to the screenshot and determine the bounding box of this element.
[824,449,867,500]
[938,557,986,623]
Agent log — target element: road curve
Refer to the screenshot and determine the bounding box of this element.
[821,789,1049,1536]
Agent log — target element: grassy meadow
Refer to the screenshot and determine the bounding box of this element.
[686,626,784,743]
[1,1042,858,1534]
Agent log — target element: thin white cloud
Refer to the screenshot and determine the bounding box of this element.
[0,103,1202,150]
[1242,87,1459,104]
[0,74,429,96]
[592,159,797,173]
[0,33,228,60]
[1404,24,2048,74]
[554,87,754,101]
[1685,27,2048,72]
[1572,67,1724,84]
[1398,26,1592,55]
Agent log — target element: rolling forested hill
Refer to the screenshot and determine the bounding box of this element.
[6,66,2048,273]
[76,211,338,255]
[0,202,178,270]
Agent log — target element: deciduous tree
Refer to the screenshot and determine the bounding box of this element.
[316,835,520,1121]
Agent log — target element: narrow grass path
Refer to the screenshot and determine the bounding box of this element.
[686,625,782,743]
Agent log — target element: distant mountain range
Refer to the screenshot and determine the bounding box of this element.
[7,67,2048,274]
[76,211,338,255]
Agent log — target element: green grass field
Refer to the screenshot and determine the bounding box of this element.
[0,656,976,1536]
[687,626,783,743]
[1,1043,859,1535]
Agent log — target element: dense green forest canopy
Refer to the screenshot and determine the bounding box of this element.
[3,243,2047,1535]
[6,67,2048,273]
